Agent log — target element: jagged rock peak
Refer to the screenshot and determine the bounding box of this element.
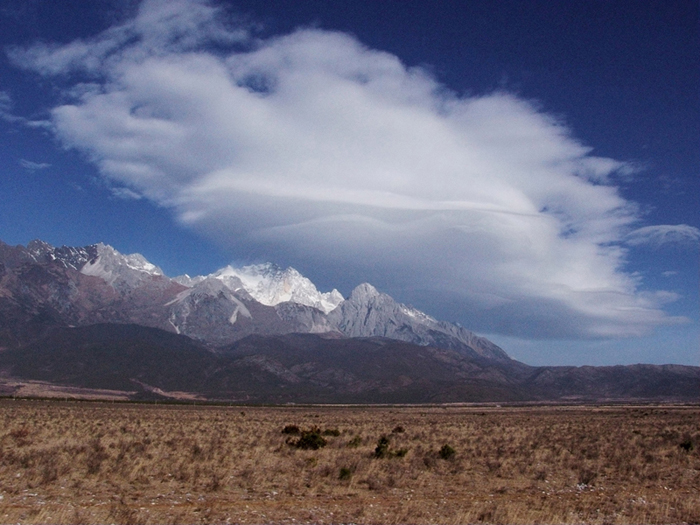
[349,283,380,302]
[24,239,164,279]
[77,243,164,291]
[26,239,53,254]
[26,239,97,271]
[81,243,163,278]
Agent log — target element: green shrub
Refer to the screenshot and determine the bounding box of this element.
[322,428,340,436]
[374,436,408,458]
[347,435,362,448]
[439,444,456,460]
[578,468,597,485]
[374,435,390,458]
[679,439,694,452]
[339,467,352,480]
[290,428,327,450]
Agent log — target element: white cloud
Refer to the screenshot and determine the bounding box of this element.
[9,0,688,339]
[0,91,11,112]
[0,90,52,128]
[7,0,248,77]
[19,159,51,171]
[110,187,143,200]
[626,225,700,248]
[0,90,22,123]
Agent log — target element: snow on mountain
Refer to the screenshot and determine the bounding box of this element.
[80,243,164,290]
[165,276,253,336]
[172,274,205,287]
[206,263,344,314]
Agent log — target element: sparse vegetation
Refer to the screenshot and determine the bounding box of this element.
[0,400,698,524]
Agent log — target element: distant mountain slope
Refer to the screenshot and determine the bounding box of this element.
[0,324,216,393]
[0,325,696,403]
[525,364,700,401]
[217,332,525,403]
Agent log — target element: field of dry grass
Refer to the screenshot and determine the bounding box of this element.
[0,399,698,524]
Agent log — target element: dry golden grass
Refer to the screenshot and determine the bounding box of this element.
[0,400,698,524]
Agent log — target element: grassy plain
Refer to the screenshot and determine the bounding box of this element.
[0,400,698,524]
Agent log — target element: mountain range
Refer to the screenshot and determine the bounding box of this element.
[0,239,697,403]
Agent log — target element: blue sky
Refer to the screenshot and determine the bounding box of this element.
[0,0,697,366]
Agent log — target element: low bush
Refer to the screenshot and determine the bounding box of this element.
[347,435,362,448]
[439,444,456,460]
[578,468,597,485]
[374,435,390,458]
[289,428,327,450]
[281,424,300,435]
[374,435,408,458]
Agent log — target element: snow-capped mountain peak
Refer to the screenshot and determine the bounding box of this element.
[206,262,344,314]
[172,274,205,287]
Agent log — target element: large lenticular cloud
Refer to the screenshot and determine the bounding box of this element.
[10,0,688,339]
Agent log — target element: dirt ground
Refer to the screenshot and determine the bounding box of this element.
[0,399,698,524]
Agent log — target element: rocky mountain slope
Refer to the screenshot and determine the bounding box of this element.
[327,283,508,360]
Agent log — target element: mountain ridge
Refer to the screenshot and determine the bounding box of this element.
[0,238,507,361]
[1,238,697,404]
